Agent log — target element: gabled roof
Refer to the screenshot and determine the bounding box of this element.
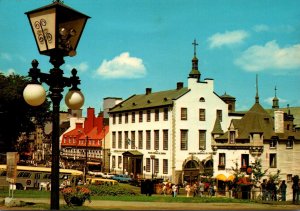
[211,116,224,135]
[109,87,190,113]
[217,102,276,140]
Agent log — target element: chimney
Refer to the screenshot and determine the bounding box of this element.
[146,88,152,95]
[177,82,184,90]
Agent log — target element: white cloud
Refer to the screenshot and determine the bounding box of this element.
[0,68,16,76]
[253,24,270,32]
[235,40,300,73]
[264,97,287,105]
[66,62,89,73]
[1,53,12,61]
[96,52,146,79]
[208,30,248,48]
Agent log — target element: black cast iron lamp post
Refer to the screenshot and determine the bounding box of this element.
[23,1,90,210]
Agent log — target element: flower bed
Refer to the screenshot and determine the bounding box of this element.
[61,186,91,206]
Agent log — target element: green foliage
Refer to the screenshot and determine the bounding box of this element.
[268,169,281,183]
[0,73,51,153]
[251,158,268,186]
[88,184,137,196]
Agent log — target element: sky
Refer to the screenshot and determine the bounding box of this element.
[1,0,300,115]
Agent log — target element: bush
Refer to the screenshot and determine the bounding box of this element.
[88,184,137,196]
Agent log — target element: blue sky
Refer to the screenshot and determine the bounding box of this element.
[1,0,300,115]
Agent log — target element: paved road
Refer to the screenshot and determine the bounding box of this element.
[1,198,300,210]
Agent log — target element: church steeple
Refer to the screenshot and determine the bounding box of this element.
[255,74,259,103]
[188,39,201,81]
[272,86,279,109]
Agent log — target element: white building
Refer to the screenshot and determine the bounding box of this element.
[108,41,237,184]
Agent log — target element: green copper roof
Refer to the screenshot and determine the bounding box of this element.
[109,87,190,113]
[211,116,224,134]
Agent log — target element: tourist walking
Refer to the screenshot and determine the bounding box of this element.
[292,175,299,204]
[279,180,287,201]
[172,184,178,197]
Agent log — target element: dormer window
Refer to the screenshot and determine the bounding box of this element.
[270,139,277,149]
[229,131,236,144]
[286,138,293,149]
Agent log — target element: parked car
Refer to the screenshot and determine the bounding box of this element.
[102,172,115,179]
[112,174,133,183]
[86,177,118,186]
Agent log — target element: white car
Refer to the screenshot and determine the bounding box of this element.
[101,172,114,179]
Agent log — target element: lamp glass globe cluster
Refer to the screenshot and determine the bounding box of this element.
[23,84,84,110]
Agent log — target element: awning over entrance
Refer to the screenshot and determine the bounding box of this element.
[215,174,227,181]
[227,175,235,182]
[87,161,101,165]
[122,150,143,157]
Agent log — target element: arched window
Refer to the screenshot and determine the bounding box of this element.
[199,97,205,102]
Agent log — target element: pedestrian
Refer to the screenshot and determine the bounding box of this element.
[261,179,267,200]
[279,180,287,201]
[185,184,191,197]
[172,184,178,197]
[199,181,205,197]
[292,175,299,204]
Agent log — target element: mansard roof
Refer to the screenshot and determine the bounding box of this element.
[109,87,190,113]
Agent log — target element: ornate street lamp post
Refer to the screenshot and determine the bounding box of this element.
[23,1,90,210]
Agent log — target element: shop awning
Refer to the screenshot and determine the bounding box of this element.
[227,175,235,182]
[87,161,101,165]
[215,174,227,181]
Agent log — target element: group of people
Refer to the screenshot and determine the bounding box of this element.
[261,179,287,201]
[184,181,214,197]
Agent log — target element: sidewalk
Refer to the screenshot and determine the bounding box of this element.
[2,198,299,210]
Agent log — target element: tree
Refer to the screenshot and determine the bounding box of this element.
[251,158,268,187]
[0,73,51,153]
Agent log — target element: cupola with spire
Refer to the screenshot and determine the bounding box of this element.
[272,86,279,109]
[188,39,201,82]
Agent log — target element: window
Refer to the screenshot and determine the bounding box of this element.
[146,130,151,150]
[146,158,150,172]
[199,109,205,121]
[229,131,236,144]
[287,174,292,182]
[118,131,122,149]
[118,113,122,124]
[180,130,188,150]
[270,153,277,168]
[154,159,159,173]
[163,108,168,121]
[125,113,128,123]
[163,159,168,174]
[270,139,277,148]
[154,130,159,150]
[138,131,143,149]
[163,130,168,150]
[123,157,128,172]
[199,97,205,102]
[217,110,222,122]
[181,108,187,120]
[155,109,159,121]
[118,156,122,168]
[139,111,143,122]
[112,156,116,168]
[131,112,135,123]
[199,130,206,150]
[112,114,116,124]
[286,139,293,149]
[147,110,151,122]
[124,131,129,149]
[131,131,136,149]
[219,153,226,167]
[112,132,116,148]
[241,154,249,168]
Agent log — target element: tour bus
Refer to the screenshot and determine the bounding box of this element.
[0,164,83,190]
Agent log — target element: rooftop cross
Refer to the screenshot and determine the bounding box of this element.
[192,39,198,57]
